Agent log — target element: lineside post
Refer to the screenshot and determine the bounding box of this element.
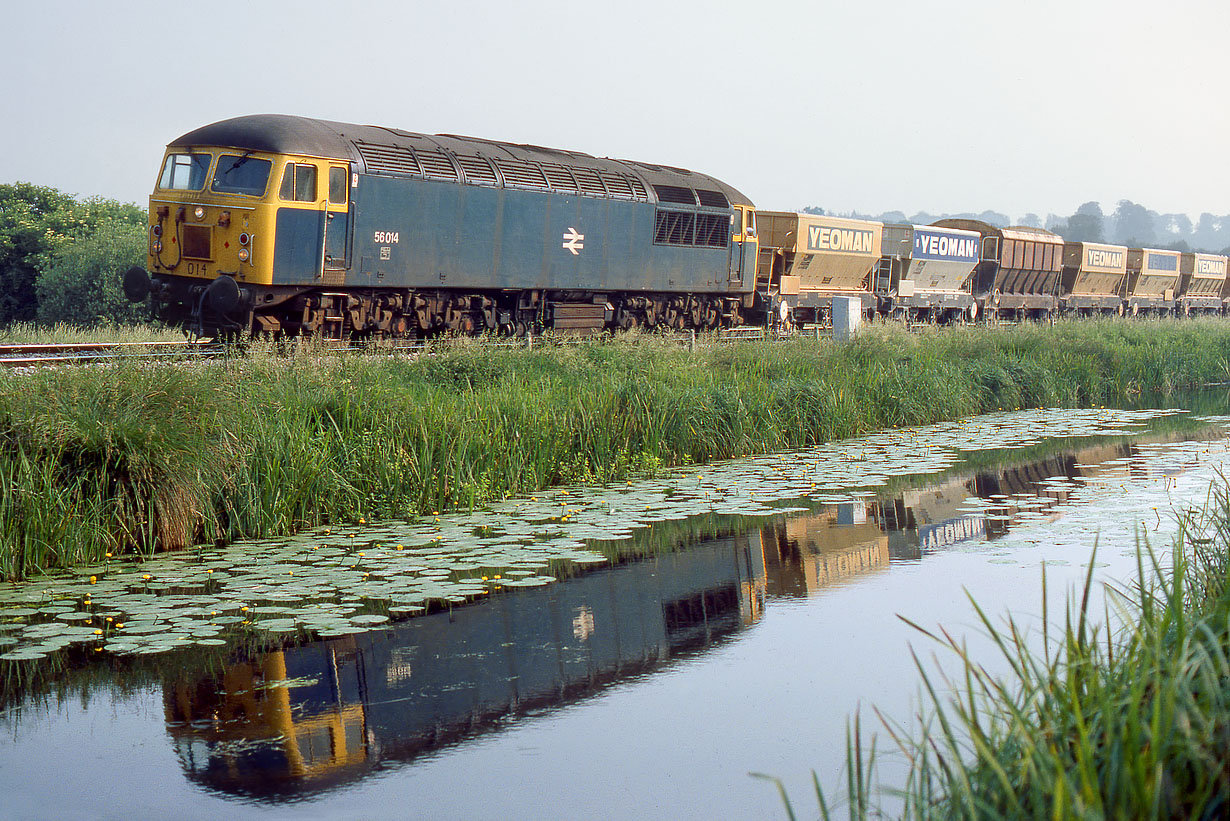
[832,296,861,342]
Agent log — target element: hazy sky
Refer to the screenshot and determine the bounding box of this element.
[3,0,1226,219]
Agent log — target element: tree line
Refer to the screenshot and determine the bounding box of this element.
[0,183,149,328]
[809,201,1230,255]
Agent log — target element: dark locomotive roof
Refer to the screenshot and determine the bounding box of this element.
[171,114,751,207]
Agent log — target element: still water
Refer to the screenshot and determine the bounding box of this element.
[3,401,1230,819]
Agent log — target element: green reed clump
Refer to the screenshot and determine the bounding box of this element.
[860,489,1230,820]
[771,481,1230,820]
[4,318,1230,578]
[0,361,239,578]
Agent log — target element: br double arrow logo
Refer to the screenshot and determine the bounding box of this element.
[562,227,584,255]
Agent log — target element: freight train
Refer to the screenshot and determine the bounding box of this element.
[122,114,1230,337]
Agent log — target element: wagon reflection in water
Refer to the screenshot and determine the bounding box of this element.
[162,435,1191,800]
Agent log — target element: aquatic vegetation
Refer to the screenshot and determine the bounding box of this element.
[4,319,1230,579]
[0,406,1204,660]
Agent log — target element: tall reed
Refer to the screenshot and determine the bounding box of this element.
[777,485,1230,819]
[3,318,1230,579]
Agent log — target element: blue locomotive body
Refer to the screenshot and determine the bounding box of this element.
[129,115,759,337]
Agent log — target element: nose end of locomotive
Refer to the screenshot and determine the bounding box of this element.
[123,266,151,302]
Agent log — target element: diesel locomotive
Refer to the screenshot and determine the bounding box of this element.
[123,114,1230,336]
[122,114,760,338]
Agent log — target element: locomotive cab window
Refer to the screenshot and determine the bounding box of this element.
[280,164,318,202]
[328,167,347,205]
[211,154,272,196]
[158,153,210,191]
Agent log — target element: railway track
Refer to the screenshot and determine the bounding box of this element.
[0,321,972,368]
[0,340,227,368]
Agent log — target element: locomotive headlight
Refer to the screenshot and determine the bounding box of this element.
[193,206,206,221]
[239,232,250,246]
[238,248,251,263]
[151,224,162,238]
[152,239,163,253]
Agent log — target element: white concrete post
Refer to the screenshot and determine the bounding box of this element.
[831,296,861,342]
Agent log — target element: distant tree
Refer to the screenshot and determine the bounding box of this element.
[36,219,150,326]
[0,183,80,324]
[1063,202,1105,243]
[802,206,826,216]
[977,210,1010,227]
[1018,213,1043,228]
[1159,212,1193,240]
[909,212,937,225]
[1112,199,1156,246]
[0,183,145,326]
[1194,213,1220,249]
[1045,213,1067,232]
[876,210,908,224]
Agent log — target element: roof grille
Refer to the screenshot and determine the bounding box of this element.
[654,185,697,205]
[356,143,421,175]
[695,189,729,208]
[416,150,458,181]
[495,159,549,189]
[541,163,579,193]
[572,167,607,196]
[600,172,638,200]
[626,177,648,200]
[454,155,498,186]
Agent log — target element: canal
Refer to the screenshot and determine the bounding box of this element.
[2,398,1230,818]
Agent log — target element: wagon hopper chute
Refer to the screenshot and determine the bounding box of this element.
[875,223,980,321]
[1178,252,1228,314]
[1059,242,1128,315]
[932,220,1063,320]
[754,212,882,324]
[1123,248,1181,315]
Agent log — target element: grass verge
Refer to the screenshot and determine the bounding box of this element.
[3,318,1230,580]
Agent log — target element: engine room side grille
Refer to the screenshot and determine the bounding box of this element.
[356,142,421,175]
[494,159,549,189]
[654,210,696,245]
[695,213,729,248]
[416,150,459,181]
[695,189,729,208]
[454,155,498,186]
[653,184,697,205]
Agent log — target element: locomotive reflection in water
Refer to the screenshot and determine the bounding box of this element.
[165,533,767,799]
[162,436,1193,801]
